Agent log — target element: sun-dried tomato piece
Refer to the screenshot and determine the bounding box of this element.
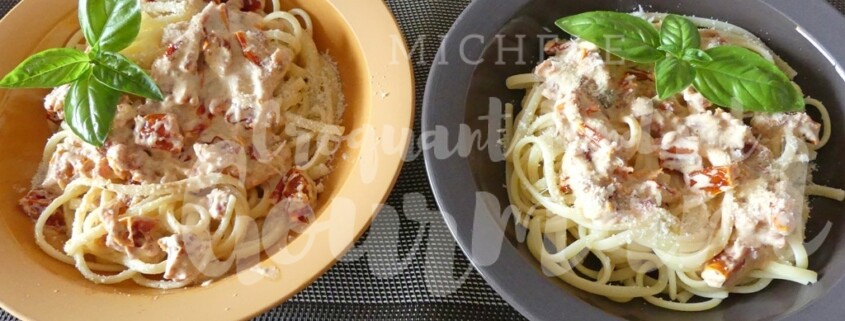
[241,0,262,12]
[129,217,158,248]
[165,41,181,58]
[19,188,55,220]
[19,188,64,228]
[626,69,654,81]
[221,6,230,30]
[702,247,749,288]
[543,40,570,56]
[134,113,185,153]
[666,146,695,154]
[271,168,315,204]
[689,166,736,195]
[234,31,261,65]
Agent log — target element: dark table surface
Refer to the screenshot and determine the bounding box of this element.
[1,0,844,320]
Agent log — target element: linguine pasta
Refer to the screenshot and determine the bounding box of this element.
[20,0,345,289]
[504,13,844,311]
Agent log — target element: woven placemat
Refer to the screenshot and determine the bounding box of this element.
[1,1,844,320]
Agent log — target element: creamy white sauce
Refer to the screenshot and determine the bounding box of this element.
[41,1,307,191]
[26,0,343,282]
[536,38,821,288]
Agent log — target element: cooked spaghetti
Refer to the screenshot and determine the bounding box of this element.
[18,0,345,289]
[504,12,844,311]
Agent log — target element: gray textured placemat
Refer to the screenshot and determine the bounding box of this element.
[1,1,844,320]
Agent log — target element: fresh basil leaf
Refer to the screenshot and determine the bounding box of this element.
[692,45,804,112]
[0,48,90,88]
[91,51,163,101]
[656,44,681,55]
[683,48,713,64]
[556,11,663,63]
[79,0,141,52]
[64,71,121,146]
[659,14,700,56]
[656,57,695,99]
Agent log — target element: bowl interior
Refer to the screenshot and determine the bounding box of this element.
[463,0,845,320]
[0,0,412,319]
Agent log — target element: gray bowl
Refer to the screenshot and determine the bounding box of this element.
[422,0,845,320]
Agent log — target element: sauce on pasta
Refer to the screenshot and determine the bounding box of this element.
[504,12,844,311]
[18,0,344,289]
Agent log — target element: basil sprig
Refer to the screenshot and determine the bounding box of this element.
[555,12,804,112]
[0,0,162,146]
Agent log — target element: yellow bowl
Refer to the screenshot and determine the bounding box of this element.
[0,0,414,320]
